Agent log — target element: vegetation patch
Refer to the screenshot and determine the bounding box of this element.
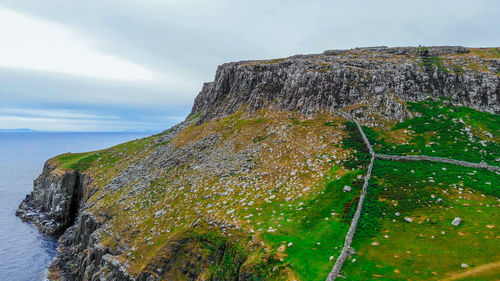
[260,167,365,281]
[54,151,101,172]
[343,121,371,169]
[341,159,500,280]
[419,51,450,74]
[369,100,500,166]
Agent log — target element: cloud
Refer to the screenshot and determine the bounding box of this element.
[0,7,157,81]
[0,68,196,108]
[0,108,118,120]
[0,109,188,132]
[0,0,498,131]
[0,115,157,132]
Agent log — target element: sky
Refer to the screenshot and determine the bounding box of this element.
[0,0,498,132]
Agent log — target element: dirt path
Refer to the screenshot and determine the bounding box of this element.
[441,261,500,280]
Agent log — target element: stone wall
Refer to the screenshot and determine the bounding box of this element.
[326,113,376,281]
[375,154,500,172]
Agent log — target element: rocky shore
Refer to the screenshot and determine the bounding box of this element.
[16,161,90,236]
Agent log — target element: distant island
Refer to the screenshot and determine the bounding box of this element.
[0,128,36,132]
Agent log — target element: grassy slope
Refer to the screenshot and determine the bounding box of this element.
[49,101,499,280]
[341,101,500,280]
[366,100,499,165]
[52,110,361,280]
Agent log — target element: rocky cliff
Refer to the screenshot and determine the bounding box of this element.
[17,46,500,281]
[16,160,90,235]
[191,46,499,123]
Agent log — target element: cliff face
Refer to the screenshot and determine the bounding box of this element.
[17,46,500,281]
[16,161,90,235]
[191,46,499,123]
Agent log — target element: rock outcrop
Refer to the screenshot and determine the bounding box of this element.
[191,46,499,123]
[16,161,90,235]
[49,212,134,281]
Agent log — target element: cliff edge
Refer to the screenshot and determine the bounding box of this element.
[191,46,499,123]
[16,158,91,235]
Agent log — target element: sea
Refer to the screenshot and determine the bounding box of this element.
[0,132,151,281]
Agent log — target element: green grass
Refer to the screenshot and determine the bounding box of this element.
[262,58,286,65]
[258,167,366,281]
[452,65,465,74]
[55,151,101,171]
[340,159,500,280]
[493,48,500,57]
[420,55,450,74]
[53,134,152,173]
[369,100,500,166]
[339,101,499,279]
[343,121,371,170]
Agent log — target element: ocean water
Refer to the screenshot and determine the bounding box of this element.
[0,132,150,281]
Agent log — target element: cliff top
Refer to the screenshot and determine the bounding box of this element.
[190,46,500,123]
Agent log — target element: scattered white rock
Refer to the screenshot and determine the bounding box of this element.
[452,217,461,226]
[404,217,413,223]
[343,185,352,192]
[154,210,165,218]
[288,242,293,247]
[461,263,468,268]
[395,212,401,217]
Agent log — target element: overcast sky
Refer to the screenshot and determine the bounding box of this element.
[0,0,498,131]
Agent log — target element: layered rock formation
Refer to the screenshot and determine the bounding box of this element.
[16,161,90,235]
[191,46,499,123]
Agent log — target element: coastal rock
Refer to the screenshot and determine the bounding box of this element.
[16,161,90,235]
